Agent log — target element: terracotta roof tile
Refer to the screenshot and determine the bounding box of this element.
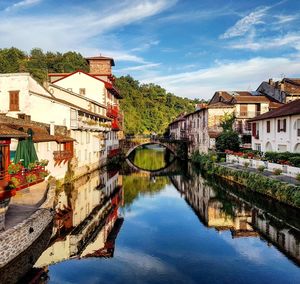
[248,99,300,121]
[0,125,28,138]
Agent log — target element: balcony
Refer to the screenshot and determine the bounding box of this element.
[107,105,119,118]
[71,113,111,132]
[53,150,73,165]
[7,167,48,191]
[235,111,261,118]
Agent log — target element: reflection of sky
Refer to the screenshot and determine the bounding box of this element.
[48,184,300,284]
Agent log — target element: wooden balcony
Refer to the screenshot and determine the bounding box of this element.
[107,105,119,118]
[53,150,73,165]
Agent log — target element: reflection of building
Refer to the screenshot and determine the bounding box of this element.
[172,167,300,265]
[34,170,123,267]
[171,172,257,238]
[252,209,300,265]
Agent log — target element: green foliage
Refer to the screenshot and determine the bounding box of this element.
[264,151,300,167]
[0,47,89,83]
[191,152,300,208]
[220,113,236,131]
[115,75,198,135]
[273,168,283,176]
[243,162,250,168]
[257,165,266,172]
[216,131,240,152]
[296,173,300,181]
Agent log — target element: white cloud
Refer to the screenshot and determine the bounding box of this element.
[275,14,299,24]
[0,0,176,61]
[230,33,300,51]
[115,63,161,72]
[4,0,41,12]
[140,57,300,99]
[220,6,270,39]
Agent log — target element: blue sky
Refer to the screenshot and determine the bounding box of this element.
[1,0,300,99]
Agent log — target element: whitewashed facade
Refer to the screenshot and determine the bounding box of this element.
[250,101,300,153]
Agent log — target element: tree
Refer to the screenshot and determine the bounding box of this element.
[216,112,240,152]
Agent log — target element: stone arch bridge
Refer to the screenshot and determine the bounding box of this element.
[120,136,188,159]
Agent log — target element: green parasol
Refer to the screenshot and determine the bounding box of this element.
[13,129,38,168]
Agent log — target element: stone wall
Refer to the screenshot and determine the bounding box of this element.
[0,181,56,268]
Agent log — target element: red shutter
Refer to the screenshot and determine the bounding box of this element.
[9,91,19,111]
[252,123,256,136]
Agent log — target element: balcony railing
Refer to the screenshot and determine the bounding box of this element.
[107,105,119,118]
[235,111,261,118]
[7,168,47,191]
[53,150,73,165]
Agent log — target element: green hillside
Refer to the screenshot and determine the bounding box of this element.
[0,47,199,134]
[115,75,199,134]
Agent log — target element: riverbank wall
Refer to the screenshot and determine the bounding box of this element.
[192,153,300,209]
[0,180,56,269]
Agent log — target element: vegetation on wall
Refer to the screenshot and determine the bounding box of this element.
[192,152,300,208]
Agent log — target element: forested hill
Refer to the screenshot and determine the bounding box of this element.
[0,47,199,134]
[115,76,199,134]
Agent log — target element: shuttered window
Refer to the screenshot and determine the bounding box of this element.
[267,121,270,133]
[297,119,300,137]
[9,91,19,111]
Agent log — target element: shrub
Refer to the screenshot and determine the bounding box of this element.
[273,168,283,176]
[216,131,241,152]
[220,158,226,163]
[296,173,300,181]
[289,157,300,167]
[243,162,250,168]
[8,162,23,174]
[9,176,22,188]
[257,165,265,172]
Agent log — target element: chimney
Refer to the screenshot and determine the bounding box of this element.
[268,78,274,85]
[50,121,55,135]
[86,56,115,79]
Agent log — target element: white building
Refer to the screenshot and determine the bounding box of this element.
[0,73,74,179]
[249,99,300,152]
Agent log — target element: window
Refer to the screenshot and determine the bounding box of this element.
[297,119,300,137]
[255,143,261,151]
[266,121,270,133]
[9,91,19,111]
[79,88,86,95]
[277,119,286,132]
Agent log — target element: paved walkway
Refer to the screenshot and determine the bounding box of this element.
[4,181,48,229]
[221,163,300,186]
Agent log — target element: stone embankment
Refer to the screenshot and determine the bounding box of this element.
[0,180,56,268]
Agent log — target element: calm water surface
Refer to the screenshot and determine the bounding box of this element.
[10,146,300,283]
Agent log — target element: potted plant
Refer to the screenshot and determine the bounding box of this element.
[39,159,49,167]
[26,173,38,183]
[9,176,22,189]
[273,168,283,176]
[8,162,23,175]
[257,165,266,173]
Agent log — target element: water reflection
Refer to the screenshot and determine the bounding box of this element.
[171,164,300,265]
[127,145,174,171]
[3,147,300,283]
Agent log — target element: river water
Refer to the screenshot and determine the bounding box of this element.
[4,145,300,283]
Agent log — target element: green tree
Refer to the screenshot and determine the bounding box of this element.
[216,112,240,152]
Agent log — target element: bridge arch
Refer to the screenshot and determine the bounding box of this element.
[126,141,176,157]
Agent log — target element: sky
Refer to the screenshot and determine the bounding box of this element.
[1,0,300,99]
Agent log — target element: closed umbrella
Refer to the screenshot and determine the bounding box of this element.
[13,129,38,168]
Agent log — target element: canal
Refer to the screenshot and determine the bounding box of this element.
[2,145,300,283]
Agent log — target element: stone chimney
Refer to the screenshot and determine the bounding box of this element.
[268,78,274,85]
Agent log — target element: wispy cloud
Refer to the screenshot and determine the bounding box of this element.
[141,57,300,99]
[220,6,269,39]
[0,0,176,61]
[115,63,161,72]
[4,0,42,12]
[275,14,299,24]
[229,33,300,51]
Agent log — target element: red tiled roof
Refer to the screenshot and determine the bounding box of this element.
[0,125,28,138]
[248,99,300,121]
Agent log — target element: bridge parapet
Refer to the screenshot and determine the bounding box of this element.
[120,136,188,159]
